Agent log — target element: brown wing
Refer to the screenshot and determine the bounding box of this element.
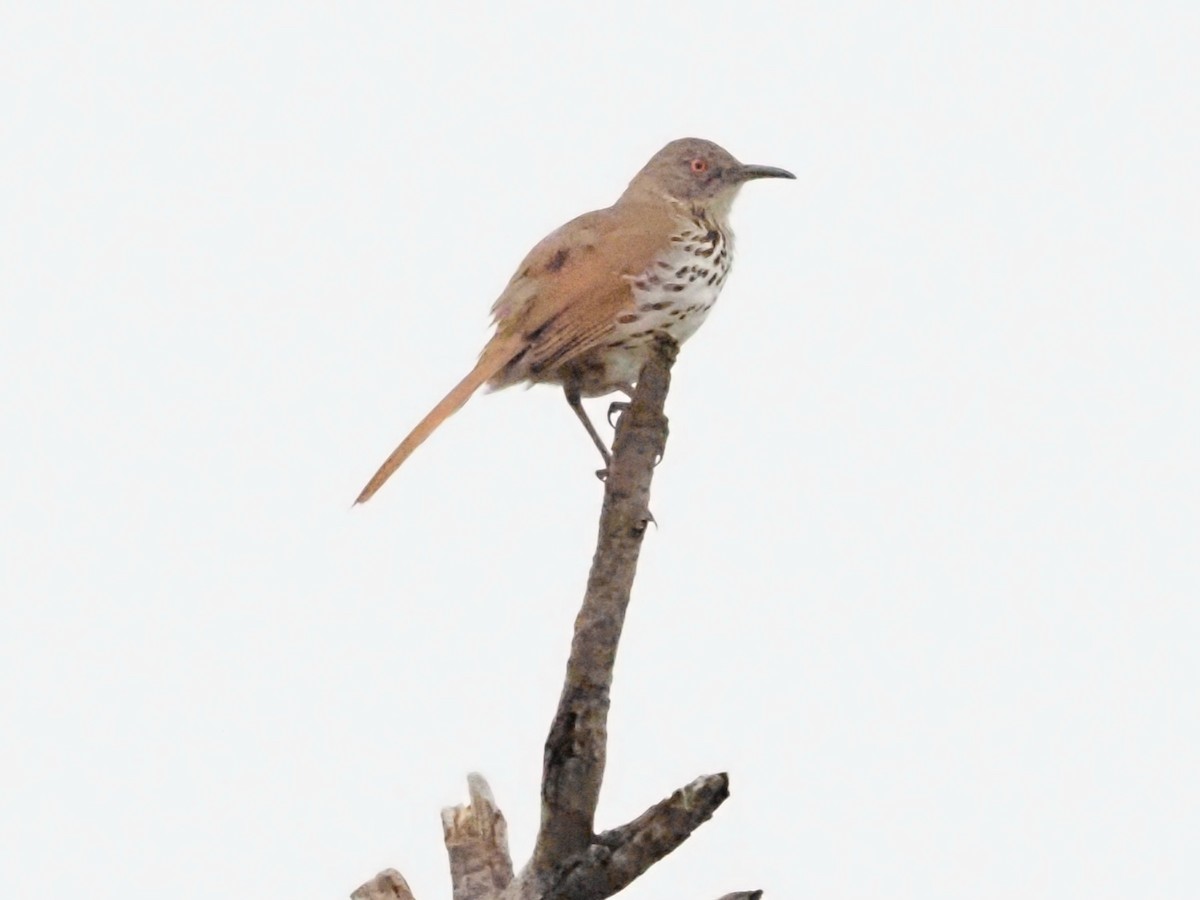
[484,202,674,389]
[354,201,675,503]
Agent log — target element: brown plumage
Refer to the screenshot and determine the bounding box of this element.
[355,138,793,504]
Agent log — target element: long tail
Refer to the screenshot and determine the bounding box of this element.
[354,339,517,504]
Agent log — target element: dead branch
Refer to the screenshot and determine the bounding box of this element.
[354,334,760,900]
[352,869,416,900]
[539,772,732,900]
[532,332,677,869]
[442,773,514,900]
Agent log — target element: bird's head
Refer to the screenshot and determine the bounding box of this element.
[621,137,794,212]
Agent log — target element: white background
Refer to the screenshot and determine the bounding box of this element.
[2,2,1197,898]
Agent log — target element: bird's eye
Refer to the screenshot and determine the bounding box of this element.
[690,158,708,174]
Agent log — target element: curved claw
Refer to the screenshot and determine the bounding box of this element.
[607,401,631,430]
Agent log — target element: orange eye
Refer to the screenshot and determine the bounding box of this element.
[690,158,708,174]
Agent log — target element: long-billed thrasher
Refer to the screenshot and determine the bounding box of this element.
[355,137,794,503]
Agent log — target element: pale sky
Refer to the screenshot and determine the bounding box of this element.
[2,3,1197,898]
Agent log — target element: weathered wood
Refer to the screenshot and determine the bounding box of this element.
[542,772,732,900]
[532,333,676,869]
[353,335,761,900]
[352,869,417,900]
[442,773,514,900]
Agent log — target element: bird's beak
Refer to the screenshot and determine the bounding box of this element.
[731,163,796,182]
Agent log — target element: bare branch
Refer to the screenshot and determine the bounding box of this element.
[592,772,729,853]
[533,334,678,869]
[543,772,730,900]
[353,333,757,900]
[352,869,417,900]
[442,773,514,900]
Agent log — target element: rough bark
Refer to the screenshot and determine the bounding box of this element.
[353,335,760,900]
[535,773,732,900]
[352,869,417,900]
[532,333,676,869]
[442,773,514,900]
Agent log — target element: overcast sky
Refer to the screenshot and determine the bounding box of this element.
[2,3,1197,898]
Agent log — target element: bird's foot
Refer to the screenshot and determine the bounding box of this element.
[607,401,630,429]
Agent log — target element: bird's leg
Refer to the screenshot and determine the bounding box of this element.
[601,383,662,467]
[563,385,612,479]
[606,382,665,467]
[623,379,667,467]
[606,382,635,429]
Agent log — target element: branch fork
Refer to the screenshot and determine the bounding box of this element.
[354,335,761,900]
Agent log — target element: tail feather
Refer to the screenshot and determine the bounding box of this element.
[354,340,516,504]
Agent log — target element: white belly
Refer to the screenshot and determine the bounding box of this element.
[567,219,734,394]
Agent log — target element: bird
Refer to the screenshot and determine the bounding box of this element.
[355,137,794,504]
